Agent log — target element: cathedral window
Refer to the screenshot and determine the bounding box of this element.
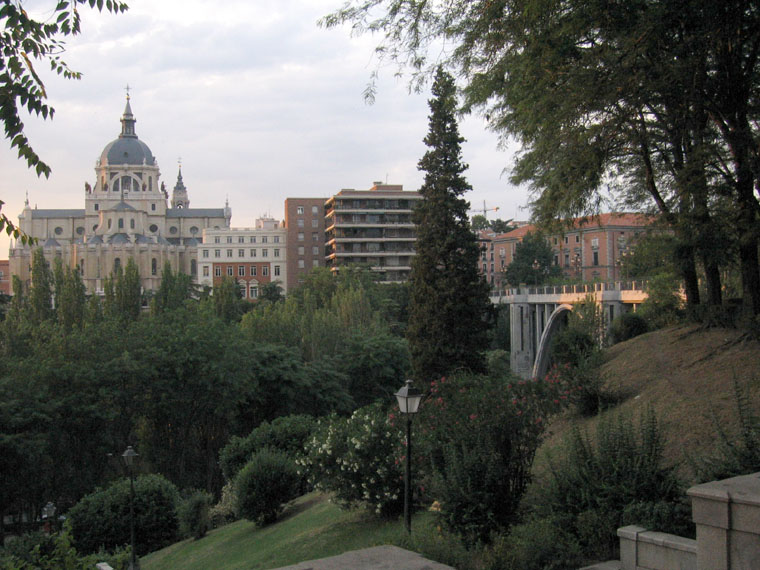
[191,260,197,275]
[169,227,178,234]
[108,219,112,229]
[118,219,124,229]
[151,204,156,211]
[114,258,121,272]
[149,224,158,233]
[94,204,99,211]
[130,219,135,229]
[151,258,157,275]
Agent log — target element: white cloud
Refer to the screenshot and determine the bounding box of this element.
[0,0,529,254]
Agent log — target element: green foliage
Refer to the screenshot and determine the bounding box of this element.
[68,473,179,556]
[610,312,649,344]
[152,262,193,315]
[536,409,691,560]
[219,414,317,481]
[697,376,760,482]
[300,402,405,518]
[407,68,492,381]
[178,490,213,540]
[485,349,510,378]
[213,276,244,322]
[639,272,685,329]
[621,233,679,280]
[417,374,573,544]
[235,449,300,526]
[27,248,53,324]
[481,516,584,570]
[504,231,561,286]
[208,482,238,528]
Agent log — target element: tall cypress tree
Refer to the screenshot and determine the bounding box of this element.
[407,68,492,381]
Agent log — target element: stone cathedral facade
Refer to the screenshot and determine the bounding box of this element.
[9,97,231,294]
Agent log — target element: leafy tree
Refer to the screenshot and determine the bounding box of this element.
[27,248,53,324]
[503,231,561,286]
[471,214,489,230]
[152,262,193,314]
[0,0,128,242]
[407,68,491,381]
[321,0,760,317]
[213,276,243,322]
[259,281,284,304]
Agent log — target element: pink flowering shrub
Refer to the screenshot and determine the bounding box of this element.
[416,372,573,544]
[299,402,405,518]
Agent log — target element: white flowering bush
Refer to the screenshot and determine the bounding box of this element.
[299,402,405,518]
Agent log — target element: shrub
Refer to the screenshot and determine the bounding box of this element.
[485,349,510,377]
[482,516,584,570]
[235,448,300,526]
[208,481,238,528]
[535,409,690,561]
[68,473,179,556]
[300,402,405,518]
[219,414,316,481]
[417,374,572,545]
[638,272,684,329]
[178,490,212,540]
[610,312,649,344]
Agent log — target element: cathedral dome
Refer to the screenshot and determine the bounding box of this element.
[99,97,156,167]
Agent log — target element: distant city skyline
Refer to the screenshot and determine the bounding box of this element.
[1,0,530,255]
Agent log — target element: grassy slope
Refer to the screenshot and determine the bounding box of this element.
[143,324,760,569]
[534,323,760,482]
[141,493,417,570]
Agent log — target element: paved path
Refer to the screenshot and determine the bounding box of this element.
[273,545,455,570]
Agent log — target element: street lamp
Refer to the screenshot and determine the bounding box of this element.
[122,446,139,570]
[395,379,423,534]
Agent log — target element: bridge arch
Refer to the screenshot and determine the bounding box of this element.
[531,303,574,380]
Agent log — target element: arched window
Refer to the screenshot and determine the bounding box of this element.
[114,258,121,273]
[190,259,197,275]
[108,219,112,229]
[130,219,135,229]
[151,258,157,276]
[118,218,124,229]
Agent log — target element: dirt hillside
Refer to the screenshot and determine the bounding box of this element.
[535,323,760,482]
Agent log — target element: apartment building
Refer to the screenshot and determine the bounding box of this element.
[486,213,654,289]
[197,217,287,300]
[283,198,328,290]
[0,260,9,296]
[324,182,423,283]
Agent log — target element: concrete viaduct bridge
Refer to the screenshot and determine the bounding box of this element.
[490,282,648,380]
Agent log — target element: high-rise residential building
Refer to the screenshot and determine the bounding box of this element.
[8,96,230,293]
[324,182,422,283]
[283,198,327,291]
[197,218,287,300]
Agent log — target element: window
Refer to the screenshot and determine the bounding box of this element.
[114,258,121,272]
[108,219,112,229]
[240,284,247,298]
[227,266,233,276]
[215,266,221,277]
[274,265,280,276]
[298,246,304,255]
[226,249,232,258]
[238,266,245,276]
[238,249,244,257]
[564,236,569,244]
[312,232,319,242]
[313,260,319,267]
[250,249,257,257]
[239,236,245,243]
[311,219,318,228]
[297,232,304,241]
[262,236,268,244]
[274,249,280,257]
[263,266,269,276]
[94,203,99,211]
[312,246,319,255]
[190,260,197,275]
[151,258,157,275]
[214,249,220,258]
[593,251,599,266]
[297,206,304,214]
[250,236,256,243]
[149,224,158,233]
[312,205,319,214]
[576,235,580,243]
[251,265,257,276]
[203,266,209,277]
[564,253,570,266]
[591,238,599,248]
[130,219,135,229]
[203,250,209,258]
[151,203,156,211]
[274,236,279,243]
[262,249,268,257]
[297,219,304,228]
[250,286,259,298]
[214,236,220,243]
[298,260,305,268]
[227,236,233,243]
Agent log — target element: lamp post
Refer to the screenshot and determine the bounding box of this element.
[394,379,423,534]
[122,446,139,570]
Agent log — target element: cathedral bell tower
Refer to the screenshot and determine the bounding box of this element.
[171,165,190,209]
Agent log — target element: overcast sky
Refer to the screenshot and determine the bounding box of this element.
[1,0,532,254]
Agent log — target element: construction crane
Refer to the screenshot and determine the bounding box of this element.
[471,201,500,220]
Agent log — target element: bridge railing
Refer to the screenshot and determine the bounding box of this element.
[498,280,647,298]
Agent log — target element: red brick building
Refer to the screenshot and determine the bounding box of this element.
[284,198,328,291]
